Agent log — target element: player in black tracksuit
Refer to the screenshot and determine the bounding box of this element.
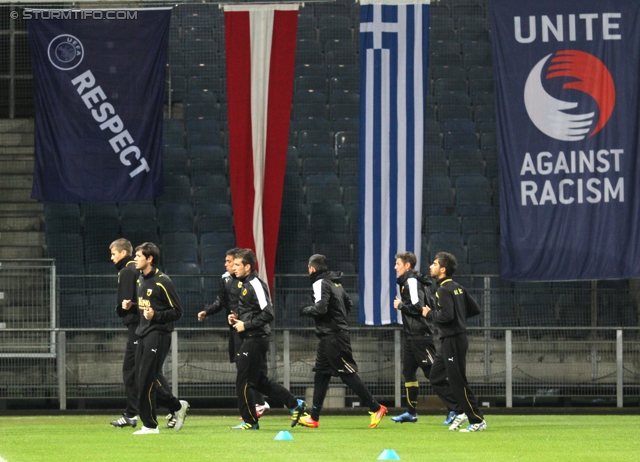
[229,249,305,430]
[198,248,270,416]
[297,254,387,429]
[124,243,188,433]
[390,251,438,423]
[425,251,486,432]
[198,249,243,363]
[109,239,139,428]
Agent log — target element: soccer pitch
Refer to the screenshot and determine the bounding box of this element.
[0,414,639,462]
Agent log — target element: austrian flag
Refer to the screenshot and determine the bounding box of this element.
[224,4,298,290]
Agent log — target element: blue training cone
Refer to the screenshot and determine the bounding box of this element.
[377,449,401,460]
[274,430,294,440]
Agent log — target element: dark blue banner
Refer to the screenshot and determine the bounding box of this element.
[28,8,171,202]
[490,0,640,280]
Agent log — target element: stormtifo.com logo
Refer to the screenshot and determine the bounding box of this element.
[524,50,615,141]
[48,34,84,71]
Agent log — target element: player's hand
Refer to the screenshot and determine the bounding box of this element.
[422,306,431,317]
[143,307,155,320]
[228,311,237,325]
[393,296,401,309]
[234,320,245,332]
[298,305,307,316]
[197,311,207,321]
[122,300,132,310]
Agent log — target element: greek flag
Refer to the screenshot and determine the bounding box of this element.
[359,0,429,325]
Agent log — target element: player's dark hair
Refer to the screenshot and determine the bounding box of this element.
[308,254,328,272]
[235,248,256,271]
[395,251,417,269]
[226,247,241,257]
[434,252,457,277]
[110,238,133,255]
[135,242,160,267]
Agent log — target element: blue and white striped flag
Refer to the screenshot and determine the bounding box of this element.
[359,0,429,325]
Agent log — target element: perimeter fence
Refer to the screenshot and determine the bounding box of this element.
[1,260,639,410]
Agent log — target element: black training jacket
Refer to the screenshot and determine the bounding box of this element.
[135,267,183,338]
[426,278,480,339]
[300,270,352,338]
[235,270,274,338]
[204,271,241,318]
[114,256,140,327]
[396,270,435,337]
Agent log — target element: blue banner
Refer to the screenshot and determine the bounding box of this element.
[490,0,640,280]
[359,1,429,324]
[28,9,171,202]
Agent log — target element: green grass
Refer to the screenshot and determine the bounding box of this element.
[1,414,639,462]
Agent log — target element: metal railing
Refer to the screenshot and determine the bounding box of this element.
[0,326,638,410]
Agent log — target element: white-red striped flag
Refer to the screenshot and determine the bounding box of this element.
[224,4,298,290]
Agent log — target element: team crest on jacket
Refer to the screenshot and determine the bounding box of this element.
[237,282,243,288]
[147,289,152,296]
[242,288,247,296]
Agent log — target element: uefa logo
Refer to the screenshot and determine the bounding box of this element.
[524,50,615,142]
[48,34,84,71]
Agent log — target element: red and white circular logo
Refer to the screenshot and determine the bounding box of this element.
[524,50,615,141]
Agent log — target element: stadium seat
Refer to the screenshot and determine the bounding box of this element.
[429,233,464,250]
[293,103,328,121]
[192,184,231,208]
[441,120,476,134]
[122,216,157,239]
[463,52,492,68]
[481,133,497,149]
[306,184,342,204]
[444,131,477,150]
[423,174,454,215]
[435,91,471,106]
[59,292,90,328]
[325,51,358,72]
[425,215,460,234]
[330,103,359,122]
[197,203,234,234]
[338,157,359,178]
[295,74,327,95]
[431,244,466,265]
[298,130,333,149]
[472,262,500,275]
[318,14,352,30]
[89,293,122,327]
[467,245,499,265]
[295,64,326,78]
[190,150,226,175]
[310,203,348,234]
[296,39,324,64]
[430,65,466,81]
[434,78,467,95]
[319,26,353,43]
[430,40,460,55]
[44,203,81,234]
[429,52,462,67]
[469,78,494,96]
[489,291,518,327]
[201,232,235,251]
[302,157,337,176]
[474,104,495,122]
[438,105,472,121]
[462,214,497,236]
[518,293,557,327]
[158,203,195,234]
[163,130,184,147]
[449,157,484,178]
